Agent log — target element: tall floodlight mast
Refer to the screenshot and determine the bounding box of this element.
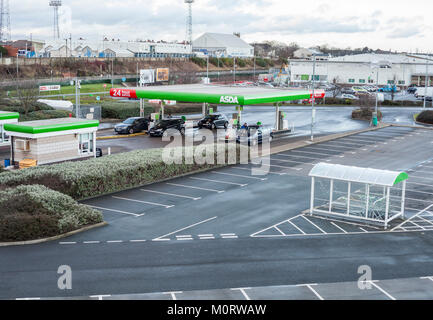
[0,0,11,42]
[49,0,62,39]
[184,0,194,52]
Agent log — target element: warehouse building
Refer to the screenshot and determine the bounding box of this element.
[193,33,254,58]
[289,53,432,87]
[4,118,99,166]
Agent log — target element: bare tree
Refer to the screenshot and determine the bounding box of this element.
[15,80,39,115]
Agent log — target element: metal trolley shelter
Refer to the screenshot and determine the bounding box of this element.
[309,163,409,229]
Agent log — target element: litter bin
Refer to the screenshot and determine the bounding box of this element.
[372,112,378,127]
[4,159,10,167]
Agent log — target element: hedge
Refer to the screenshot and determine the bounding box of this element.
[100,102,153,119]
[0,144,250,200]
[20,109,72,121]
[0,185,103,242]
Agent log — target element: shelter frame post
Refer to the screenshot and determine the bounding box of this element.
[329,179,334,213]
[238,105,242,125]
[365,184,370,219]
[161,101,165,119]
[310,177,315,215]
[347,182,351,215]
[93,131,97,158]
[202,103,206,117]
[401,180,406,219]
[385,187,391,229]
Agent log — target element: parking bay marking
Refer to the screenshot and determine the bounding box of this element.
[153,216,218,241]
[166,183,225,193]
[112,196,174,208]
[230,166,287,176]
[189,177,248,187]
[140,189,201,201]
[88,205,145,217]
[211,171,268,181]
[288,150,345,158]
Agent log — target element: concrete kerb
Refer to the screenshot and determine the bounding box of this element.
[97,132,147,140]
[0,222,108,247]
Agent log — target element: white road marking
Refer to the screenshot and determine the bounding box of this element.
[130,240,147,243]
[270,157,314,165]
[392,204,433,231]
[16,298,41,300]
[230,166,287,176]
[153,216,218,241]
[408,181,433,188]
[289,149,342,157]
[211,171,267,181]
[288,220,307,235]
[231,288,251,301]
[106,240,123,243]
[251,163,304,171]
[369,281,396,300]
[301,216,327,234]
[59,242,77,245]
[189,177,248,187]
[112,196,174,208]
[274,226,286,236]
[166,183,224,193]
[324,140,366,147]
[83,241,100,244]
[420,276,433,282]
[141,189,201,200]
[88,205,145,217]
[163,292,183,300]
[90,295,111,300]
[359,228,368,233]
[297,284,324,300]
[273,153,323,161]
[330,222,348,234]
[221,235,239,239]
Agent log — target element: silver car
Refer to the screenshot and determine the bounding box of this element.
[236,125,273,146]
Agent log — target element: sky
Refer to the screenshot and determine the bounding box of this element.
[7,0,433,52]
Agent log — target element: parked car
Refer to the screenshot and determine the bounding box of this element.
[236,124,273,146]
[337,94,359,100]
[149,118,185,137]
[114,117,149,135]
[341,88,356,95]
[197,113,229,129]
[407,87,417,94]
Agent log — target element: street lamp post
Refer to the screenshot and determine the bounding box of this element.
[424,59,429,109]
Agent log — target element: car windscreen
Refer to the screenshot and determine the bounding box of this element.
[123,118,136,124]
[153,120,171,128]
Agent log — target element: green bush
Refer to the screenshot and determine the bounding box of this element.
[0,145,250,200]
[20,110,72,121]
[0,185,103,242]
[324,97,353,105]
[100,102,153,119]
[0,99,53,113]
[191,57,207,68]
[255,57,268,68]
[237,58,247,68]
[416,110,433,125]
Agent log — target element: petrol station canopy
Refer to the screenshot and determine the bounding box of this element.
[110,84,325,105]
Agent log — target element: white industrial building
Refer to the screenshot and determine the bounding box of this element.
[38,40,192,58]
[192,33,254,58]
[289,53,433,87]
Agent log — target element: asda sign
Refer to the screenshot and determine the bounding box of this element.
[220,96,239,104]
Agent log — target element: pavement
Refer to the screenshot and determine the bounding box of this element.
[2,126,433,300]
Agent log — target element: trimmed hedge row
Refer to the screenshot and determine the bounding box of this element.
[0,185,103,242]
[100,102,153,119]
[0,145,249,200]
[20,109,72,121]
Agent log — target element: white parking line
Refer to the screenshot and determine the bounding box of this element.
[112,196,174,208]
[153,216,218,241]
[163,292,183,300]
[297,284,324,300]
[251,163,304,171]
[270,157,314,165]
[322,141,365,148]
[231,166,287,176]
[340,137,386,144]
[273,153,324,161]
[369,281,396,300]
[189,177,248,187]
[307,144,356,151]
[330,222,348,233]
[211,171,268,181]
[231,288,251,301]
[405,188,433,196]
[88,205,145,217]
[408,181,433,188]
[141,189,201,200]
[290,149,345,158]
[166,183,225,193]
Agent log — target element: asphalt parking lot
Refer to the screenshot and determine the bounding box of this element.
[2,125,433,300]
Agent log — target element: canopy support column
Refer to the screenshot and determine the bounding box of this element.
[347,182,351,215]
[238,106,242,126]
[93,131,97,158]
[202,103,206,117]
[275,103,280,131]
[329,179,334,213]
[160,101,165,119]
